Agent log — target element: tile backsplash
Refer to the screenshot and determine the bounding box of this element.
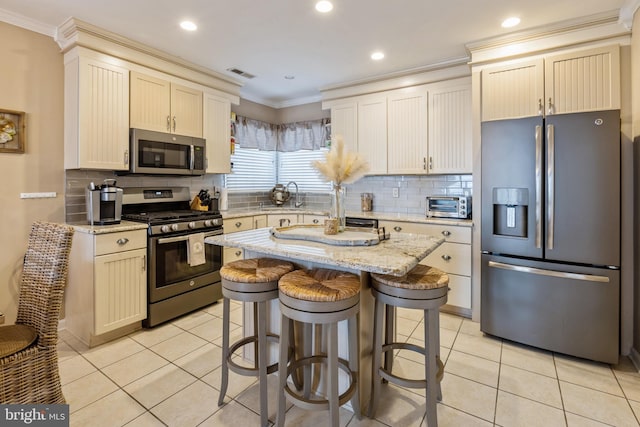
[65,171,471,222]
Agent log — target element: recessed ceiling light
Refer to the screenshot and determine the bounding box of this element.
[371,51,385,61]
[180,21,197,31]
[315,1,333,13]
[284,75,295,80]
[501,17,520,28]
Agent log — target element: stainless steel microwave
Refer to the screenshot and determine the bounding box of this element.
[129,128,206,175]
[426,196,472,219]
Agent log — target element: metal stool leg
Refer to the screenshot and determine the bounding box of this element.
[276,312,290,427]
[384,304,395,377]
[258,300,269,427]
[328,321,339,427]
[303,322,313,399]
[425,308,438,427]
[368,298,384,418]
[348,312,361,418]
[218,296,231,406]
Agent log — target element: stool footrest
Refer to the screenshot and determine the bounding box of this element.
[283,355,357,411]
[377,344,444,388]
[227,333,281,377]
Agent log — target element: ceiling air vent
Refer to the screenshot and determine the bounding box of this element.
[226,68,256,79]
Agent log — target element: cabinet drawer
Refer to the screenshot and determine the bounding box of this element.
[379,221,471,244]
[224,217,254,233]
[95,230,147,256]
[421,242,470,276]
[444,274,471,309]
[303,215,327,225]
[223,247,244,264]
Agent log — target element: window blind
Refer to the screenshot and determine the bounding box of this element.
[277,149,332,192]
[225,145,276,191]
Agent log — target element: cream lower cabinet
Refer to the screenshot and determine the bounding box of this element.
[223,215,267,263]
[379,220,472,316]
[66,229,147,346]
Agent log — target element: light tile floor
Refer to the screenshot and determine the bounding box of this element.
[57,302,640,426]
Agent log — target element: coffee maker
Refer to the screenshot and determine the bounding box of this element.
[86,179,123,225]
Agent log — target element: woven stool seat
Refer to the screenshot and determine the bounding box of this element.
[220,258,294,283]
[0,325,37,358]
[371,264,448,290]
[278,269,360,302]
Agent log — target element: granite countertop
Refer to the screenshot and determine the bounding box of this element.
[220,208,473,227]
[67,221,149,235]
[206,227,445,276]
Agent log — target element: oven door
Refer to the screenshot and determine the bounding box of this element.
[148,229,222,303]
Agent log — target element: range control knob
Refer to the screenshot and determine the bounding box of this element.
[170,224,179,232]
[188,221,196,229]
[204,220,213,227]
[160,225,170,233]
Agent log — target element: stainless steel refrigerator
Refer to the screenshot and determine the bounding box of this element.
[481,110,620,364]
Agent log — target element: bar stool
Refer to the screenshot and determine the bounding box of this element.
[218,258,295,427]
[276,268,361,427]
[368,264,449,427]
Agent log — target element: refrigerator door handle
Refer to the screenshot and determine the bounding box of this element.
[535,125,542,249]
[488,261,610,283]
[547,124,555,250]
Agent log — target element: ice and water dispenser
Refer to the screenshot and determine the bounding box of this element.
[492,188,528,238]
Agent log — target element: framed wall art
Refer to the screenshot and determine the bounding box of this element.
[0,109,25,153]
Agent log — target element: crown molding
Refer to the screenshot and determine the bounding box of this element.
[619,0,640,29]
[0,8,55,37]
[56,17,243,96]
[466,10,630,65]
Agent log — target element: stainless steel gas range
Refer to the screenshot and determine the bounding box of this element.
[122,187,223,327]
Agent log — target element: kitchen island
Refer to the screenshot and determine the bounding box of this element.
[205,227,445,414]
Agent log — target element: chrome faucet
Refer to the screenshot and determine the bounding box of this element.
[286,181,303,208]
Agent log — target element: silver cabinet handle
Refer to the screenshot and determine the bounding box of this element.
[441,254,452,261]
[172,116,177,132]
[546,124,555,250]
[429,156,433,170]
[116,238,129,245]
[312,219,319,224]
[166,115,171,132]
[124,149,129,166]
[142,255,146,272]
[535,124,542,249]
[235,250,242,257]
[488,261,610,283]
[422,157,426,170]
[235,222,242,228]
[393,226,402,232]
[547,97,554,115]
[441,230,451,237]
[538,98,543,116]
[279,218,290,227]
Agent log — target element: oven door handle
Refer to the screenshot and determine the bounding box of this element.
[157,230,223,245]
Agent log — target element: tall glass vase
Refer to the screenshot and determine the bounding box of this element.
[331,185,346,232]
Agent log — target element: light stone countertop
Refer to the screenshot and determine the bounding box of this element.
[206,227,445,276]
[220,208,473,228]
[67,221,149,235]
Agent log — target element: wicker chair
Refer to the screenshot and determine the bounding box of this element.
[0,221,74,403]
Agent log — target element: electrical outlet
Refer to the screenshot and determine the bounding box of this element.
[392,188,399,198]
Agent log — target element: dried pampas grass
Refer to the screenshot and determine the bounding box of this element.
[312,135,369,186]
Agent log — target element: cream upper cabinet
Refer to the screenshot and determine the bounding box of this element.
[130,71,203,137]
[204,92,231,173]
[428,80,472,174]
[64,53,130,170]
[357,94,387,174]
[387,88,429,174]
[329,101,358,151]
[482,45,620,121]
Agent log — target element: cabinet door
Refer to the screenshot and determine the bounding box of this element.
[545,45,620,115]
[130,71,171,133]
[267,214,299,228]
[223,246,244,264]
[387,88,428,174]
[330,101,358,152]
[94,248,147,335]
[71,57,130,170]
[204,92,231,173]
[223,216,254,234]
[254,215,267,229]
[357,95,387,174]
[428,81,472,174]
[481,59,544,121]
[171,83,203,137]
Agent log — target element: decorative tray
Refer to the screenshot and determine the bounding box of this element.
[270,225,389,246]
